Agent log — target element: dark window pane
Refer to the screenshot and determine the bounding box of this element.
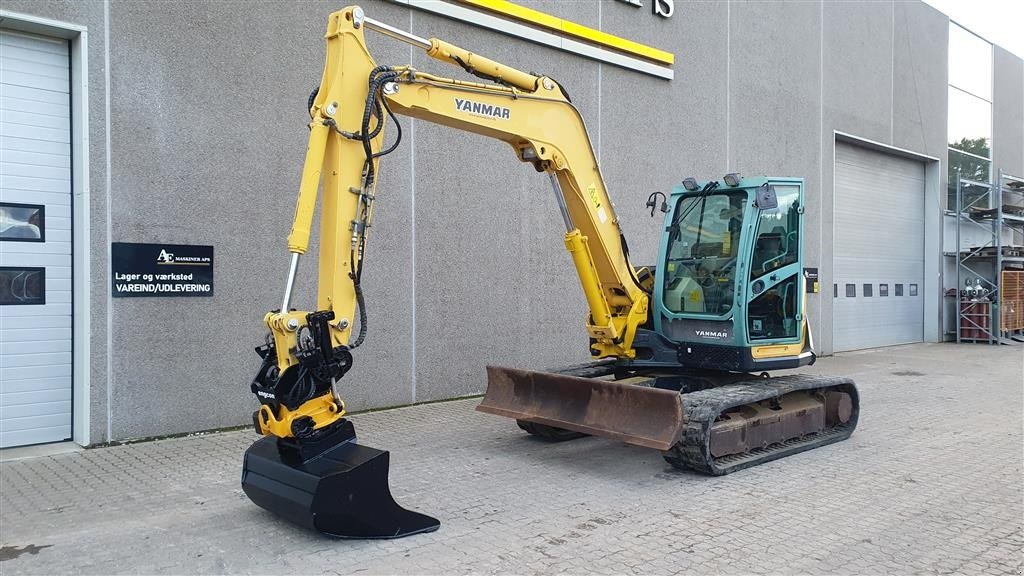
[895,284,904,296]
[846,284,856,297]
[863,284,873,297]
[910,284,918,296]
[834,283,838,298]
[749,185,801,280]
[662,192,746,315]
[0,267,46,305]
[948,150,993,210]
[0,203,45,242]
[749,274,799,340]
[880,284,889,297]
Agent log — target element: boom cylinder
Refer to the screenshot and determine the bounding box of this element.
[564,230,613,331]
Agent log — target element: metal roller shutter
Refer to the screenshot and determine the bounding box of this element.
[833,143,925,352]
[0,29,73,447]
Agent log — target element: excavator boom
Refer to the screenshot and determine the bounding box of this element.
[242,4,653,538]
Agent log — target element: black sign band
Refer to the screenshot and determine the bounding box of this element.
[112,242,214,298]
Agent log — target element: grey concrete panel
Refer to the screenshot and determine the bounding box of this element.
[105,0,415,438]
[1,0,111,443]
[891,1,947,344]
[889,2,947,335]
[819,2,894,355]
[728,1,823,341]
[993,46,1024,176]
[408,9,600,402]
[818,145,836,357]
[822,1,894,144]
[599,1,728,270]
[892,1,948,159]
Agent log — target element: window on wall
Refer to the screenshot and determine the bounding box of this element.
[0,203,45,242]
[0,267,46,305]
[947,23,992,211]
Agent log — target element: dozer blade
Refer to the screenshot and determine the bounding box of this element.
[241,425,439,539]
[477,365,685,450]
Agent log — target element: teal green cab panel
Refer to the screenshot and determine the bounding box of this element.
[654,177,805,349]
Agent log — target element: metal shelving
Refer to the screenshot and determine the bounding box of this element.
[953,170,1024,344]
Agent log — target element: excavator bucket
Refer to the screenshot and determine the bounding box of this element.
[241,423,439,539]
[477,366,686,450]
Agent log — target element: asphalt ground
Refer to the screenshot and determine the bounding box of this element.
[1,342,1021,575]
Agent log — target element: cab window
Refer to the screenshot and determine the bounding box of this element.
[662,192,746,315]
[749,185,800,279]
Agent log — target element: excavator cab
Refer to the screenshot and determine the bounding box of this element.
[650,176,814,371]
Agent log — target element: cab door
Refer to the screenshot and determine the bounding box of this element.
[744,180,804,346]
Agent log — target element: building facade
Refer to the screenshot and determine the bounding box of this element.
[1,0,1022,447]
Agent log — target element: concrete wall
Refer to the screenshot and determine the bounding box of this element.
[819,1,949,353]
[1,0,1020,442]
[993,46,1024,178]
[100,1,417,439]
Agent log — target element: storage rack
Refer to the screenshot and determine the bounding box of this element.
[954,170,1024,343]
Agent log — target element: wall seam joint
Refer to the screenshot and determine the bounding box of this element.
[409,14,417,404]
[725,0,730,170]
[890,0,895,144]
[104,0,113,442]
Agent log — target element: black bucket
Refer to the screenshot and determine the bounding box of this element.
[241,422,439,539]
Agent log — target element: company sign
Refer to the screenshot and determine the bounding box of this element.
[112,242,214,297]
[616,0,674,18]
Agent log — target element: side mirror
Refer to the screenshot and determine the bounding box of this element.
[755,184,778,210]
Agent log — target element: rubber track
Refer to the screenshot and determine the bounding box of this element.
[662,374,860,475]
[516,419,587,441]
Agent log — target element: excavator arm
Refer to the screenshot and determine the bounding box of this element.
[242,4,657,539]
[252,6,649,443]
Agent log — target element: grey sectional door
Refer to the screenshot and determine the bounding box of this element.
[0,29,73,447]
[833,143,925,352]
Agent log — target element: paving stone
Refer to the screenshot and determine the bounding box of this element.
[0,343,1020,575]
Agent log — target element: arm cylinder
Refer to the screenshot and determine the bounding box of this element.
[356,8,539,92]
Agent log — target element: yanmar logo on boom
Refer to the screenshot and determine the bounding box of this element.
[454,98,510,120]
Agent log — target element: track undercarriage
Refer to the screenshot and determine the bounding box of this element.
[478,362,859,475]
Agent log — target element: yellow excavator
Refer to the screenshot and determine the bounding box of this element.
[241,6,859,539]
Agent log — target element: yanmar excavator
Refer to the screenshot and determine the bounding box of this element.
[241,6,859,539]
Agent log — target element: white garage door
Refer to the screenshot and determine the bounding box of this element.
[0,29,73,447]
[833,143,925,352]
